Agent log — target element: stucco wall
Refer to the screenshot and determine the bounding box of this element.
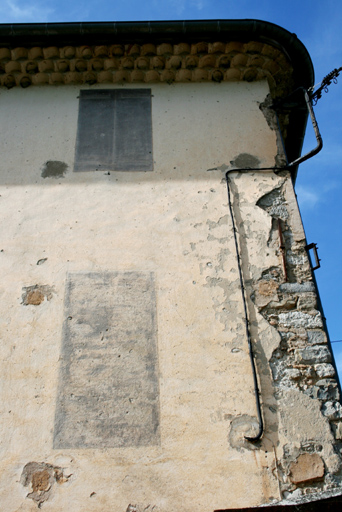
[0,81,340,511]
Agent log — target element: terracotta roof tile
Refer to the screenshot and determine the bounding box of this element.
[0,39,293,97]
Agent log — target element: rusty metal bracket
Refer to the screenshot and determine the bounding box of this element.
[305,242,321,270]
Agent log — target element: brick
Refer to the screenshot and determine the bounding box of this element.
[211,69,223,82]
[175,69,192,82]
[43,46,59,59]
[174,43,190,55]
[109,44,124,56]
[56,60,69,73]
[218,54,231,68]
[94,46,108,58]
[166,56,182,69]
[289,454,324,484]
[192,69,208,81]
[144,70,160,83]
[79,46,93,59]
[199,55,216,68]
[224,68,241,81]
[83,71,97,85]
[127,44,140,56]
[19,75,31,88]
[141,44,156,56]
[24,60,38,74]
[104,58,119,71]
[113,70,130,83]
[12,47,28,61]
[130,70,144,82]
[185,55,198,70]
[157,43,173,56]
[136,57,150,70]
[0,48,11,61]
[28,47,43,60]
[121,57,134,69]
[32,72,49,85]
[97,71,113,83]
[5,61,21,74]
[151,56,164,69]
[2,74,15,88]
[62,46,76,59]
[91,59,103,72]
[243,67,258,82]
[231,53,248,67]
[160,69,175,83]
[38,60,54,73]
[209,42,225,54]
[50,72,64,85]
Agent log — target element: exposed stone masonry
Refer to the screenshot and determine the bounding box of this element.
[0,40,293,98]
[254,181,342,498]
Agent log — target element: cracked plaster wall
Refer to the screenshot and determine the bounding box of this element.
[0,80,340,511]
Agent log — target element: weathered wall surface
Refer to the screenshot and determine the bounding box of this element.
[0,81,341,511]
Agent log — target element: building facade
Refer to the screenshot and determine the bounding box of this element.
[0,20,341,511]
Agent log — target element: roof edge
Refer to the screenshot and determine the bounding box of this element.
[0,19,314,89]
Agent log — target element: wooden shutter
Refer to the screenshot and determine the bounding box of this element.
[74,89,153,172]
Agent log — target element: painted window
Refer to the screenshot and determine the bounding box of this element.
[74,89,153,172]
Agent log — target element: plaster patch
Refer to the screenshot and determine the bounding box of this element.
[41,160,68,178]
[54,271,160,448]
[20,461,69,508]
[21,284,54,305]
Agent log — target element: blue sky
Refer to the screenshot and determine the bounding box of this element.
[1,0,342,378]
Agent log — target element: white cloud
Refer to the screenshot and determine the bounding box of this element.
[0,0,54,23]
[295,185,320,210]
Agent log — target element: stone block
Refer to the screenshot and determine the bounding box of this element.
[321,401,342,420]
[315,364,335,378]
[289,453,324,484]
[278,311,323,329]
[331,421,342,440]
[307,330,327,345]
[298,345,332,364]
